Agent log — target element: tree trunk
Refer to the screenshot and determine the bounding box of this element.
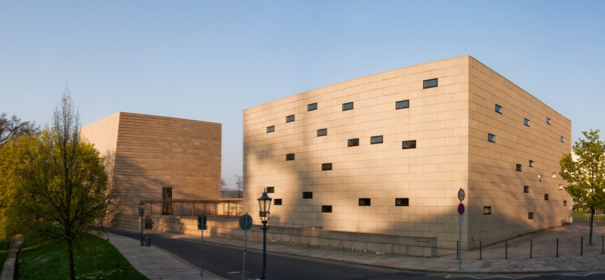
[68,240,75,280]
[589,207,595,246]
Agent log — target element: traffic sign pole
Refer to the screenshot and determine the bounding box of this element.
[457,188,465,271]
[239,213,253,280]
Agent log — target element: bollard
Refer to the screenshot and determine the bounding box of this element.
[556,238,559,258]
[530,239,533,259]
[505,240,508,259]
[456,241,459,260]
[581,236,583,256]
[479,241,482,260]
[602,236,604,255]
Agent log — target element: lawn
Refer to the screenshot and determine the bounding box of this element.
[18,234,148,280]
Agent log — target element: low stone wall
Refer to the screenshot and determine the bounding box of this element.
[152,215,437,257]
[0,235,24,280]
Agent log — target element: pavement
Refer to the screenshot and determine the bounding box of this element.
[108,233,224,280]
[109,222,605,279]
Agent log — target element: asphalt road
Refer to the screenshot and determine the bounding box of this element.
[113,230,605,280]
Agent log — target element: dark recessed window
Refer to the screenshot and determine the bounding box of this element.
[524,118,530,127]
[308,103,317,111]
[274,199,282,205]
[423,78,438,89]
[564,200,567,206]
[286,153,295,161]
[347,138,359,147]
[561,136,565,143]
[396,100,410,110]
[358,198,371,206]
[266,187,275,193]
[528,212,534,219]
[286,115,295,123]
[488,133,496,143]
[529,160,534,167]
[544,194,549,200]
[495,104,502,114]
[395,198,409,206]
[483,206,492,215]
[322,163,332,171]
[302,192,313,199]
[267,126,275,133]
[317,128,327,137]
[524,186,529,193]
[371,135,383,144]
[546,117,551,125]
[321,205,332,213]
[342,102,354,111]
[516,164,522,172]
[402,140,416,149]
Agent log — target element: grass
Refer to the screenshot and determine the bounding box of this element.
[0,238,10,274]
[18,234,148,280]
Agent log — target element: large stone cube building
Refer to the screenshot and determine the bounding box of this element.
[82,112,221,229]
[243,56,571,249]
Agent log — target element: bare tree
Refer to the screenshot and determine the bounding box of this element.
[0,113,37,146]
[235,175,243,198]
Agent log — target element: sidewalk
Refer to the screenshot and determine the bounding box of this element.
[108,233,225,280]
[147,222,605,274]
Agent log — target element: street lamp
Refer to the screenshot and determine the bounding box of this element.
[257,190,272,280]
[138,200,145,246]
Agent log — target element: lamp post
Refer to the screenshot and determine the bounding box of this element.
[138,200,145,246]
[258,191,272,280]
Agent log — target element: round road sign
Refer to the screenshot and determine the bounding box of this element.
[239,214,253,231]
[457,203,465,215]
[457,188,465,201]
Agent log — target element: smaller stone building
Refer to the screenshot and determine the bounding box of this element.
[81,112,221,229]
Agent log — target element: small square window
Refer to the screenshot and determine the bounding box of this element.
[552,172,556,178]
[358,198,371,206]
[524,186,529,193]
[317,128,327,137]
[402,140,416,149]
[529,160,534,167]
[266,187,275,193]
[267,126,275,133]
[286,153,295,161]
[396,100,410,110]
[483,206,492,215]
[322,163,332,171]
[321,205,332,213]
[347,138,359,147]
[546,117,551,125]
[544,194,549,200]
[274,199,282,205]
[488,133,496,143]
[395,198,409,206]
[495,104,502,114]
[286,115,295,123]
[371,135,383,144]
[524,118,530,127]
[308,103,317,111]
[516,164,522,172]
[302,192,313,199]
[342,102,354,111]
[564,200,567,206]
[423,78,438,89]
[561,136,565,143]
[528,212,534,219]
[559,184,563,190]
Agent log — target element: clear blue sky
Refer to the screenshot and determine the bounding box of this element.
[1,1,604,189]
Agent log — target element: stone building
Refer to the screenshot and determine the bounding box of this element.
[81,112,221,229]
[243,56,571,249]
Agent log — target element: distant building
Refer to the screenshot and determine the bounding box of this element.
[82,112,221,229]
[243,56,571,249]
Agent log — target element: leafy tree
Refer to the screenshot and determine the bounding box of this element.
[560,129,605,246]
[0,113,37,146]
[0,90,121,280]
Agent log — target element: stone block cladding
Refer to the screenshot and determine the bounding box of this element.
[82,112,221,229]
[243,56,571,250]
